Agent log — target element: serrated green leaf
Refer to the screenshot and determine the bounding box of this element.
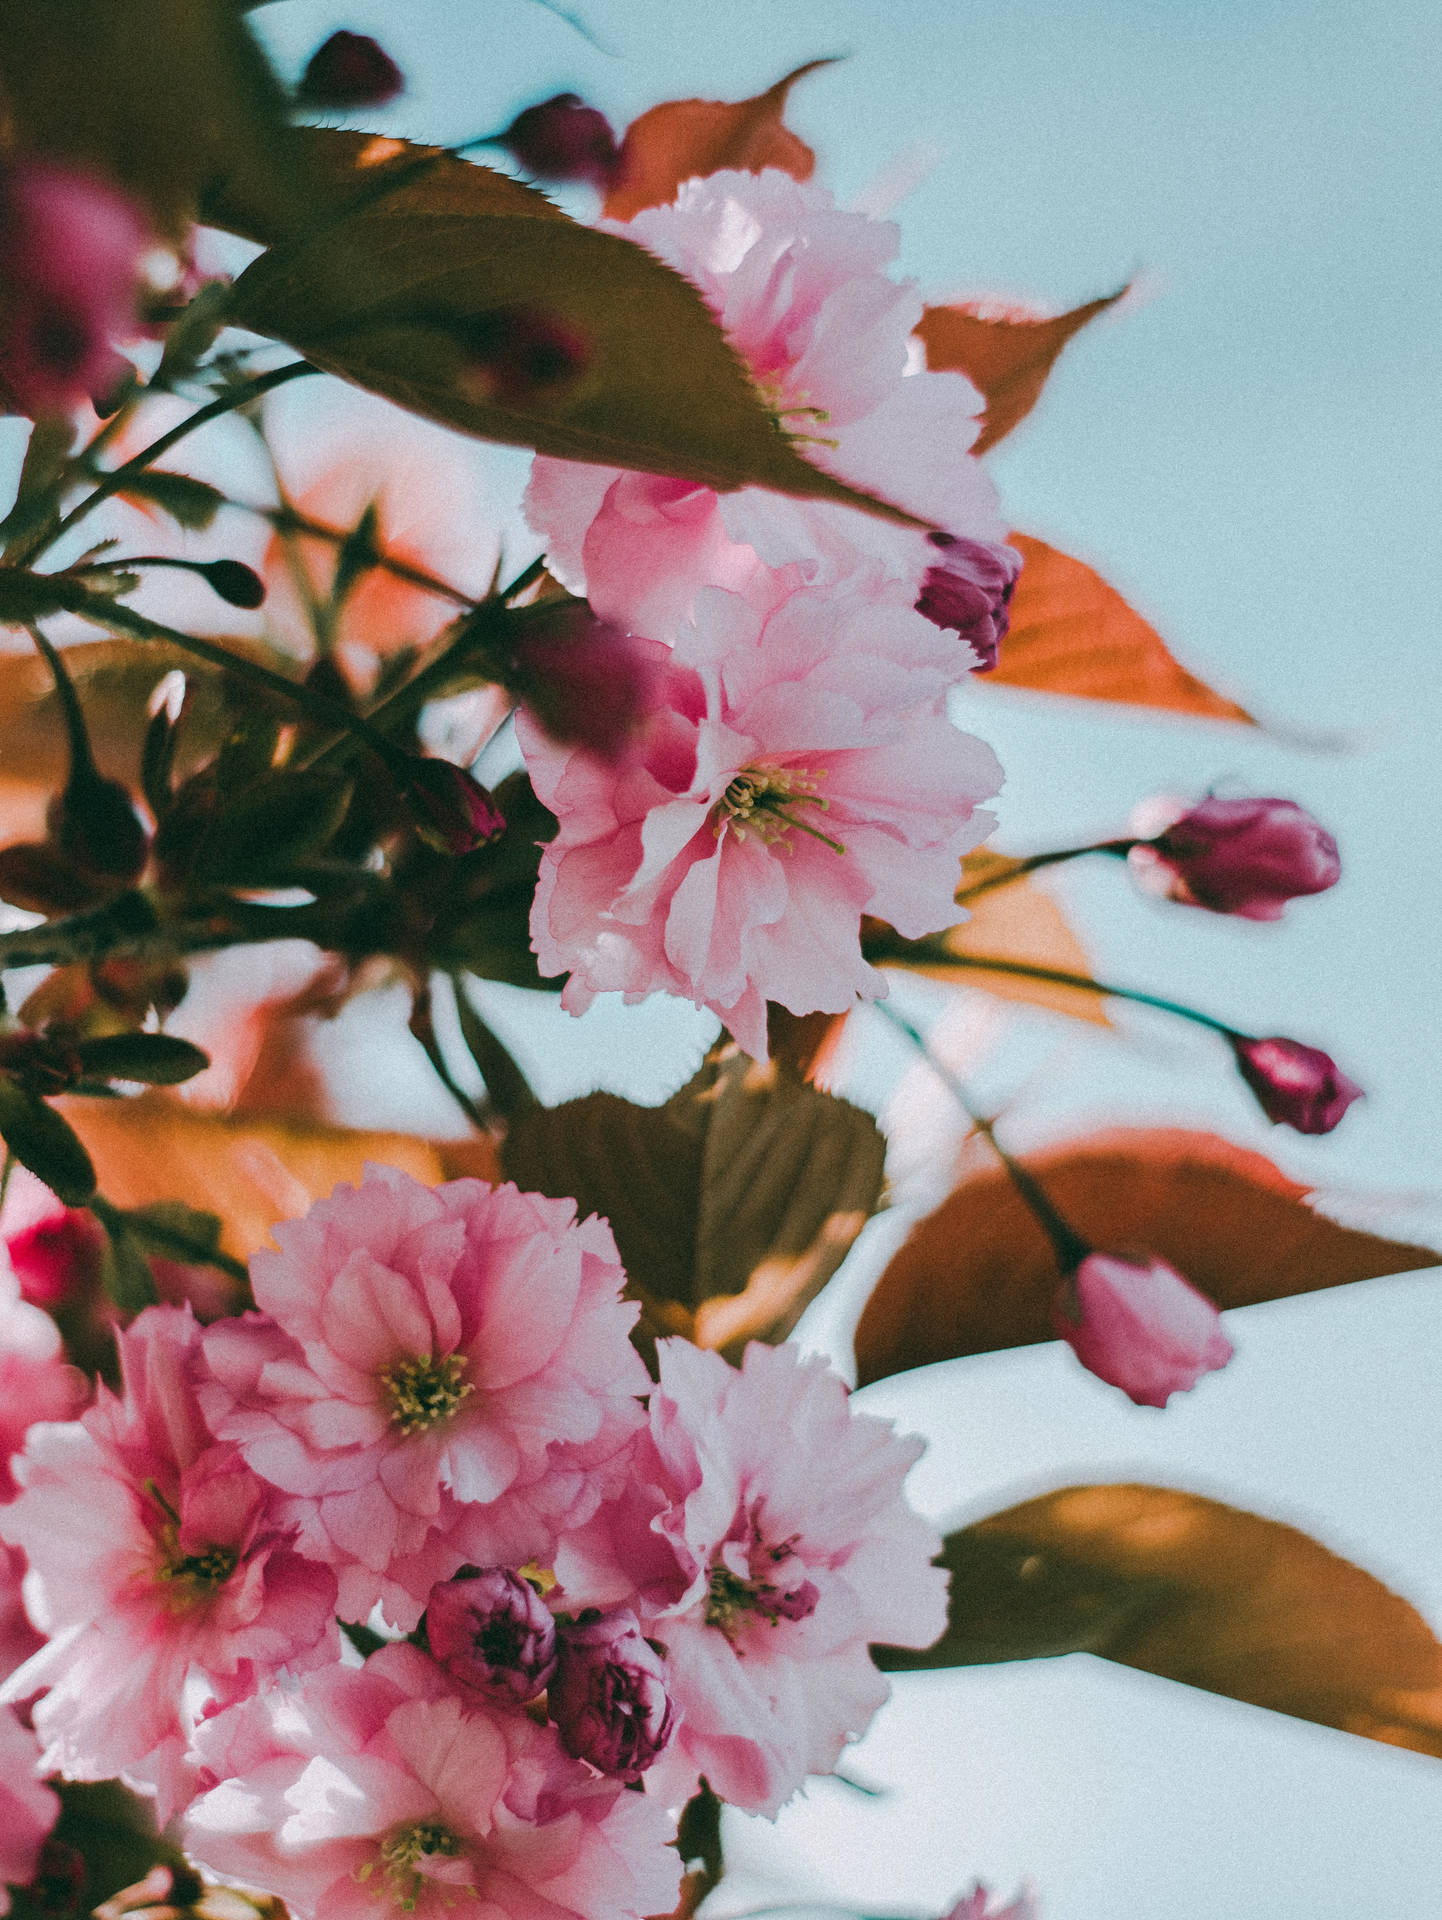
[0,1079,96,1204]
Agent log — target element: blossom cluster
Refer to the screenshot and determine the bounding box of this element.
[0,1167,946,1913]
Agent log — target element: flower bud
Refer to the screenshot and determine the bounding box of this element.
[194,560,266,610]
[296,31,403,110]
[1054,1251,1233,1408]
[498,94,621,188]
[1140,796,1340,920]
[915,534,1021,671]
[1229,1034,1363,1134]
[0,158,147,418]
[550,1607,675,1778]
[5,1201,104,1309]
[49,770,149,885]
[507,604,665,760]
[397,758,506,855]
[458,305,590,408]
[425,1569,557,1704]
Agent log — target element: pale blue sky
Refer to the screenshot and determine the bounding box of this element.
[251,4,1442,1911]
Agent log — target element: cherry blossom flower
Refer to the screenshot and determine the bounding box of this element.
[201,1168,648,1629]
[552,1339,948,1816]
[0,1265,87,1499]
[1054,1252,1234,1408]
[525,168,1012,657]
[425,1569,557,1705]
[0,1703,58,1911]
[0,1305,337,1815]
[521,582,1002,1059]
[182,1641,681,1920]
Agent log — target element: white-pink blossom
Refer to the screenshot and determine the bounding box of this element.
[182,1641,682,1920]
[0,1703,58,1910]
[0,1264,87,1499]
[552,1339,948,1816]
[522,581,1002,1059]
[0,1304,337,1814]
[201,1168,648,1629]
[525,169,1013,659]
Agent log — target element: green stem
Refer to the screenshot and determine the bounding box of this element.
[874,1001,1091,1272]
[260,505,480,609]
[875,944,1235,1036]
[0,892,379,975]
[954,841,1135,905]
[26,623,97,779]
[408,978,485,1129]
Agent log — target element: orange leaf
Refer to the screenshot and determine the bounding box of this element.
[854,1127,1439,1384]
[990,534,1254,721]
[880,1484,1442,1762]
[915,288,1126,454]
[57,1094,500,1261]
[603,60,835,222]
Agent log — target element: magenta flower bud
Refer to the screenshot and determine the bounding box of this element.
[915,534,1021,671]
[398,758,506,855]
[508,605,665,761]
[499,94,621,188]
[296,30,404,110]
[0,158,147,418]
[550,1607,675,1778]
[1144,796,1340,920]
[1229,1034,1363,1134]
[425,1570,558,1704]
[1054,1251,1234,1408]
[459,305,590,408]
[6,1204,104,1308]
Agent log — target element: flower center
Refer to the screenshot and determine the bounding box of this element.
[160,1544,239,1587]
[703,1520,821,1637]
[372,1821,463,1911]
[380,1353,474,1436]
[143,1479,238,1603]
[715,766,845,856]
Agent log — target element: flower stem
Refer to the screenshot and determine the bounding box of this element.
[259,504,480,609]
[953,841,1135,905]
[875,1001,1091,1270]
[874,942,1235,1036]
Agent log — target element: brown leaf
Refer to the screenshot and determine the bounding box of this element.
[603,61,835,222]
[879,1484,1442,1761]
[854,1127,1439,1384]
[864,851,1109,1027]
[916,289,1127,454]
[501,1045,885,1360]
[57,1093,500,1261]
[989,535,1254,721]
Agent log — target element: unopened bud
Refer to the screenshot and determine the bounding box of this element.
[1138,795,1340,920]
[50,770,149,883]
[916,534,1021,672]
[425,1569,557,1704]
[1229,1033,1363,1135]
[296,31,403,110]
[499,94,620,188]
[550,1606,675,1778]
[398,757,506,854]
[1054,1251,1233,1408]
[507,603,665,760]
[195,559,265,609]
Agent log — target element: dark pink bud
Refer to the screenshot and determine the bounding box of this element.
[6,1204,104,1308]
[1054,1251,1233,1408]
[426,1569,557,1704]
[1144,796,1340,920]
[499,93,620,188]
[1229,1034,1363,1134]
[399,758,505,855]
[915,534,1021,671]
[0,159,147,418]
[296,31,404,110]
[459,305,590,408]
[550,1607,675,1778]
[509,605,666,760]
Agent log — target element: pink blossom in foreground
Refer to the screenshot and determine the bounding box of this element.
[202,1168,648,1628]
[182,1641,682,1920]
[525,169,1011,655]
[1135,794,1340,920]
[552,1339,948,1816]
[1229,1034,1364,1134]
[944,1883,1040,1920]
[0,1544,43,1685]
[1054,1252,1234,1408]
[522,583,1003,1060]
[0,158,147,417]
[0,1266,87,1498]
[0,1305,337,1814]
[0,1704,58,1911]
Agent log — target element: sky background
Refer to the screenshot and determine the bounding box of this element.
[72,2,1442,1912]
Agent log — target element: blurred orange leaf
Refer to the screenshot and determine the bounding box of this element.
[57,1094,500,1261]
[854,1127,1439,1384]
[603,60,835,222]
[989,534,1254,721]
[916,289,1126,455]
[878,1483,1442,1763]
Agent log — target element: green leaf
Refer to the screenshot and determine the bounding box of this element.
[115,470,228,531]
[190,768,354,884]
[452,980,537,1121]
[876,1484,1442,1762]
[502,1045,886,1357]
[225,133,920,516]
[98,1218,161,1311]
[7,1780,183,1920]
[0,1079,96,1204]
[75,1032,211,1086]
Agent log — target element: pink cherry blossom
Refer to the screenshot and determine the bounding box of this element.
[1054,1252,1234,1408]
[0,1304,337,1815]
[552,1339,948,1816]
[0,1264,87,1499]
[944,1883,1040,1920]
[182,1641,681,1920]
[522,582,1002,1059]
[0,1703,58,1911]
[201,1168,649,1629]
[525,169,1012,657]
